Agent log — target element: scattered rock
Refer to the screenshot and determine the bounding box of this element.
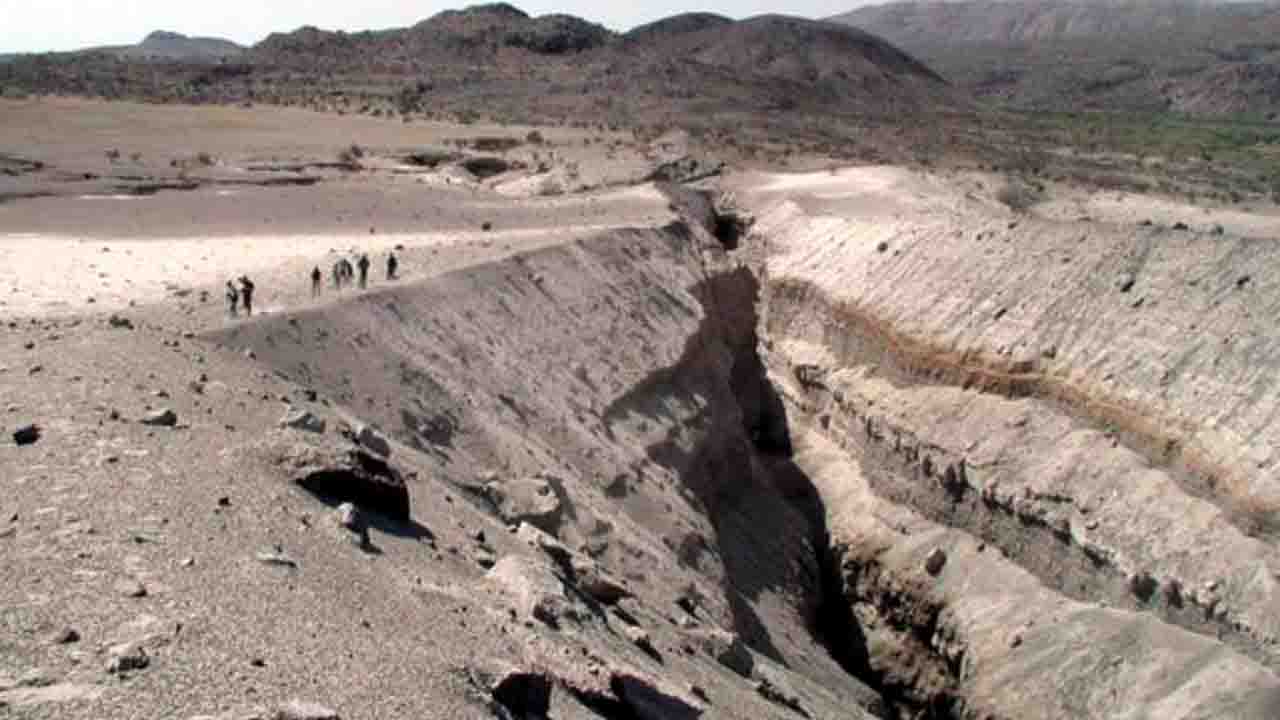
[105,643,150,674]
[473,546,497,569]
[515,522,574,567]
[623,625,662,662]
[486,555,579,628]
[688,628,753,678]
[107,314,134,330]
[924,547,947,576]
[13,423,40,446]
[115,578,148,598]
[355,424,391,458]
[140,409,178,427]
[50,627,81,644]
[1129,570,1158,602]
[256,548,299,569]
[484,474,563,535]
[1115,272,1136,293]
[755,676,808,718]
[280,408,326,434]
[1172,221,1189,231]
[487,667,552,718]
[273,700,340,720]
[610,669,704,720]
[570,556,631,605]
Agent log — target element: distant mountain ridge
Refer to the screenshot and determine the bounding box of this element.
[833,0,1280,116]
[0,3,957,137]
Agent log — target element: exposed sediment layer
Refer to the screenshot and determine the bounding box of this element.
[741,168,1280,717]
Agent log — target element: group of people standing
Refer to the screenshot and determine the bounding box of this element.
[225,276,255,317]
[312,251,398,298]
[225,251,400,318]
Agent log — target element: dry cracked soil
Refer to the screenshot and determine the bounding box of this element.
[4,98,1280,720]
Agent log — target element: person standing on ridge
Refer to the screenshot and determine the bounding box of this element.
[357,254,371,289]
[226,280,239,317]
[239,276,256,317]
[387,252,399,281]
[311,266,322,298]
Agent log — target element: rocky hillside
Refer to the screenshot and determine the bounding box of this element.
[834,0,1280,116]
[0,3,956,135]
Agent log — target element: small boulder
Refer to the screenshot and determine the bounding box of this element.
[105,642,150,674]
[924,548,947,576]
[50,627,81,644]
[107,314,134,330]
[485,475,563,535]
[355,424,391,458]
[610,670,703,720]
[755,675,808,718]
[256,548,299,569]
[487,555,578,628]
[688,628,753,678]
[623,625,662,662]
[140,408,178,427]
[488,668,553,718]
[515,522,573,567]
[273,700,340,720]
[571,556,631,605]
[13,423,40,446]
[115,578,148,598]
[280,408,326,433]
[1115,272,1136,293]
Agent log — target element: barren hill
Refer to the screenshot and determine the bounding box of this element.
[834,0,1280,116]
[0,4,957,149]
[83,30,245,61]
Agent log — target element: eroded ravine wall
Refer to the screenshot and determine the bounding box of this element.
[746,183,1280,718]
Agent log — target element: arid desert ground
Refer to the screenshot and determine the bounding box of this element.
[4,95,1280,720]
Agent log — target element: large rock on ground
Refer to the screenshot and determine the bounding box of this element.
[514,522,629,604]
[280,408,326,434]
[269,438,410,522]
[355,424,391,458]
[570,556,631,605]
[486,667,553,718]
[12,424,40,446]
[484,474,564,534]
[486,555,579,628]
[140,408,178,427]
[610,670,704,720]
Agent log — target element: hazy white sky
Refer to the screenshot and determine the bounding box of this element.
[0,1,855,53]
